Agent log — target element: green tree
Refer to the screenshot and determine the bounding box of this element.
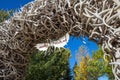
[74,45,90,80]
[0,10,13,22]
[87,47,114,80]
[74,63,80,80]
[74,46,114,80]
[74,56,90,80]
[26,47,72,80]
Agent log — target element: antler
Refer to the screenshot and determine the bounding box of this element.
[0,0,120,79]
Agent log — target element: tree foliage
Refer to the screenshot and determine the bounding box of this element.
[74,63,80,80]
[74,45,90,80]
[0,10,13,22]
[87,47,114,80]
[25,47,72,80]
[74,46,114,80]
[74,56,90,80]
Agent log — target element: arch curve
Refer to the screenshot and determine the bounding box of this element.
[0,0,120,79]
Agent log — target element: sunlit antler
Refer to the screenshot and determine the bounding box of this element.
[0,0,120,79]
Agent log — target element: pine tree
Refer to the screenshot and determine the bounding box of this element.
[25,47,72,80]
[0,10,13,22]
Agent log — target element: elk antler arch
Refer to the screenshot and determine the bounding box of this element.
[0,0,120,80]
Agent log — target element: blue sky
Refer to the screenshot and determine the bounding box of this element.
[0,0,108,80]
[65,36,98,69]
[0,0,34,10]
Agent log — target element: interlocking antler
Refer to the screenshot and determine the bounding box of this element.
[0,0,120,80]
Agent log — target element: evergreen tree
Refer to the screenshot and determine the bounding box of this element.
[26,47,72,80]
[0,10,13,22]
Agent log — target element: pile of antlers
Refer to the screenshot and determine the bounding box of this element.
[0,0,120,80]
